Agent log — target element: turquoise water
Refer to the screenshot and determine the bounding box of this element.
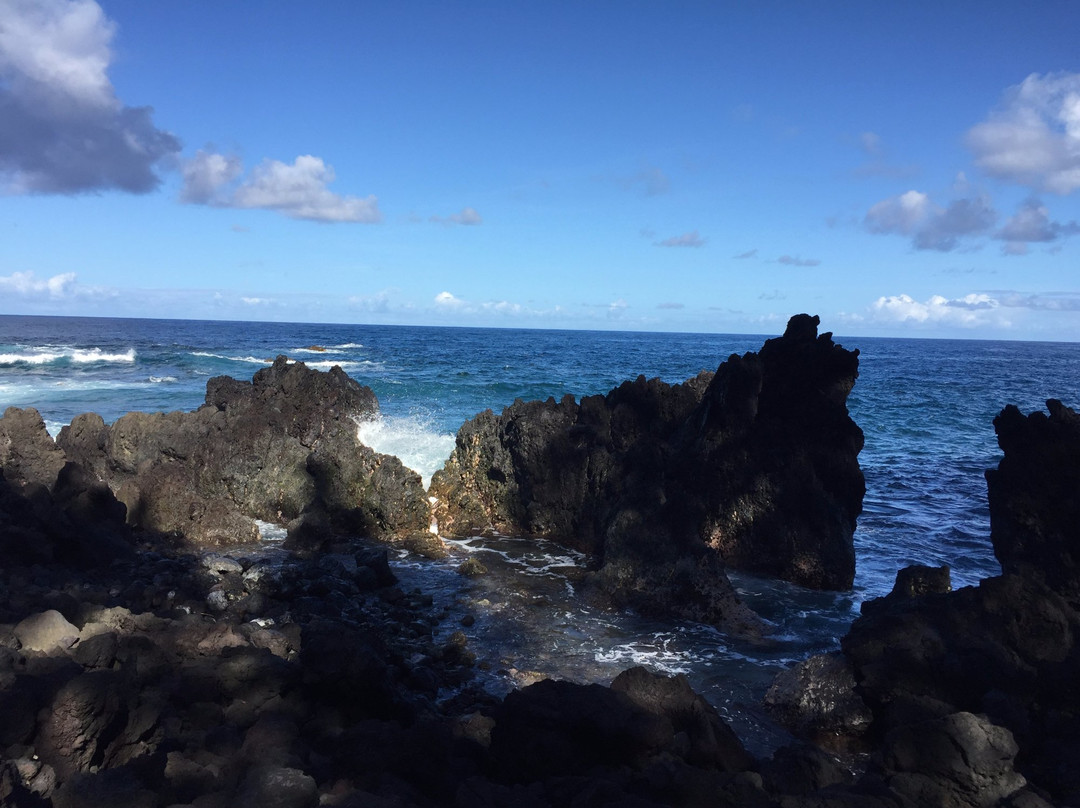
[3,314,1078,751]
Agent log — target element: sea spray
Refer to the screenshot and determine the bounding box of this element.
[356,412,456,489]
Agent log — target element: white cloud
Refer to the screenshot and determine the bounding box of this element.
[864,190,996,251]
[967,72,1080,194]
[0,270,77,297]
[180,149,242,204]
[870,293,1008,327]
[430,206,483,226]
[657,302,684,310]
[865,190,931,235]
[229,156,381,223]
[0,0,180,193]
[434,291,466,308]
[656,230,705,248]
[240,296,273,305]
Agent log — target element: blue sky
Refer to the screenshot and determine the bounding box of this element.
[2,1,1080,340]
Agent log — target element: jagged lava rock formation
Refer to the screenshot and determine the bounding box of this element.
[431,314,865,628]
[51,356,431,548]
[770,399,1080,806]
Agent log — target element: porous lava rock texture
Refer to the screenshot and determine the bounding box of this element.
[431,314,864,627]
[53,356,431,547]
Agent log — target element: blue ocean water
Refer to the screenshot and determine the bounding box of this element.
[2,314,1078,750]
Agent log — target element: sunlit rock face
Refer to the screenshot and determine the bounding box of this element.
[431,314,865,629]
[54,356,432,549]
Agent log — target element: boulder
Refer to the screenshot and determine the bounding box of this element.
[0,406,66,488]
[57,356,432,548]
[14,609,79,653]
[762,652,872,745]
[431,314,863,627]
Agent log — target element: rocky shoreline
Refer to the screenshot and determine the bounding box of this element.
[0,315,1076,806]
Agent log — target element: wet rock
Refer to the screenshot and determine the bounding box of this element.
[13,609,79,652]
[431,315,863,627]
[458,557,489,577]
[890,564,952,598]
[763,652,872,745]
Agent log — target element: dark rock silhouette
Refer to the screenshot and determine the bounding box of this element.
[431,314,864,628]
[772,399,1080,806]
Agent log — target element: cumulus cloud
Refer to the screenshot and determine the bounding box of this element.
[0,0,180,194]
[777,254,821,267]
[967,72,1080,194]
[179,153,382,223]
[429,206,483,226]
[180,149,242,204]
[230,156,381,223]
[434,291,466,308]
[656,230,705,248]
[864,190,996,251]
[870,293,1008,327]
[0,270,77,297]
[995,197,1080,254]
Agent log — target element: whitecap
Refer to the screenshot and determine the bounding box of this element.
[148,376,178,383]
[72,348,136,363]
[356,413,456,489]
[0,351,64,365]
[333,342,364,349]
[190,352,273,364]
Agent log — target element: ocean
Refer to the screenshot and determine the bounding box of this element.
[2,313,1078,752]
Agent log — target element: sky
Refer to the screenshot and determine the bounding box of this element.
[2,1,1080,340]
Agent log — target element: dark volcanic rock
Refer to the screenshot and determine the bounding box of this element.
[986,399,1080,598]
[56,356,431,548]
[431,314,863,627]
[819,401,1080,805]
[0,406,67,488]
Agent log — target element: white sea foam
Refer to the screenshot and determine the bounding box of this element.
[45,420,68,439]
[149,375,177,383]
[0,346,135,364]
[255,519,288,542]
[0,351,64,364]
[356,413,456,489]
[190,352,272,364]
[333,342,363,349]
[72,348,136,363]
[291,347,339,355]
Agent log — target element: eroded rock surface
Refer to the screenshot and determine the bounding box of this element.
[54,356,431,548]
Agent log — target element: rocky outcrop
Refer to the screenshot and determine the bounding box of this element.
[770,399,1080,806]
[985,398,1080,599]
[431,314,864,628]
[55,356,431,548]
